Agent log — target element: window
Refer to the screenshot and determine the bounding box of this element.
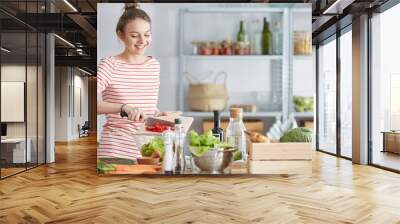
[340,28,352,158]
[317,36,337,154]
[371,3,400,171]
[0,1,47,179]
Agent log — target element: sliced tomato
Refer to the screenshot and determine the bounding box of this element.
[146,122,174,133]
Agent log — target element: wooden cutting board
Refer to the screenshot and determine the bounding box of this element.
[137,116,194,135]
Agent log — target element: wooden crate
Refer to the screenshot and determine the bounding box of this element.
[248,142,313,175]
[249,160,312,175]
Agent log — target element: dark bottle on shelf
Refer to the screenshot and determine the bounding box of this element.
[212,110,224,142]
[262,17,272,55]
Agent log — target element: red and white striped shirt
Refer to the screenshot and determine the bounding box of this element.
[97,56,160,160]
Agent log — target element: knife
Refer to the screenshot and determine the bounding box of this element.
[121,111,174,127]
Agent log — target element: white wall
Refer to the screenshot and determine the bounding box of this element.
[55,67,69,141]
[55,67,89,141]
[1,65,37,137]
[1,64,46,163]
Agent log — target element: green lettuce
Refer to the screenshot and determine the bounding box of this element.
[141,137,165,159]
[189,146,210,157]
[189,130,201,146]
[97,161,116,174]
[189,130,219,147]
[189,130,221,157]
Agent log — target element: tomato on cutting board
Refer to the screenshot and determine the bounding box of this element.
[146,122,174,133]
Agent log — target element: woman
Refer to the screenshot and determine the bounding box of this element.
[97,3,167,160]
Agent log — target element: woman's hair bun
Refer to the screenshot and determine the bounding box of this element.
[125,3,139,11]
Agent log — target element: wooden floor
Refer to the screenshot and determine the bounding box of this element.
[1,167,26,177]
[1,135,400,223]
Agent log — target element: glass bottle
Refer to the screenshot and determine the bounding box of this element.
[212,110,224,142]
[251,18,262,55]
[237,20,248,43]
[173,118,185,174]
[272,21,283,55]
[226,108,247,161]
[262,17,272,55]
[163,127,174,175]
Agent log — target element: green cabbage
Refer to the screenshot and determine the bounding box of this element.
[280,127,313,143]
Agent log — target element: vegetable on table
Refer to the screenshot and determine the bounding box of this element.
[189,130,233,157]
[97,161,116,174]
[146,122,174,133]
[233,150,242,161]
[245,131,270,143]
[141,137,165,160]
[280,127,313,143]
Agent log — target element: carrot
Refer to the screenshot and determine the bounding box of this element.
[111,164,162,174]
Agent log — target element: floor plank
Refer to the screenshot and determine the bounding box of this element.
[0,135,400,223]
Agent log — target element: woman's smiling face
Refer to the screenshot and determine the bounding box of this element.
[118,18,151,55]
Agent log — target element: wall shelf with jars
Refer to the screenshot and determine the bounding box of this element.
[178,5,312,122]
[183,55,283,60]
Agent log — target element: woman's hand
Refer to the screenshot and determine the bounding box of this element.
[122,105,146,122]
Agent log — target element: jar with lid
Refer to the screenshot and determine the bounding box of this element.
[200,42,211,55]
[226,108,247,161]
[210,41,221,55]
[221,40,232,55]
[294,31,312,55]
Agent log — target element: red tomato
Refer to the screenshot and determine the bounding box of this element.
[146,122,174,133]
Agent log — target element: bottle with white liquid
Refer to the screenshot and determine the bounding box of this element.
[173,118,185,174]
[163,127,174,175]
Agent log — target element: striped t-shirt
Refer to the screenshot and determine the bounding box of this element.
[97,56,160,160]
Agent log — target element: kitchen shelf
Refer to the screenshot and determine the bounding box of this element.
[178,6,305,122]
[183,55,283,60]
[183,111,282,119]
[292,112,314,118]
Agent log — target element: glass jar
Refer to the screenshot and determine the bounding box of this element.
[221,40,232,55]
[294,31,312,55]
[192,40,199,55]
[200,42,211,55]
